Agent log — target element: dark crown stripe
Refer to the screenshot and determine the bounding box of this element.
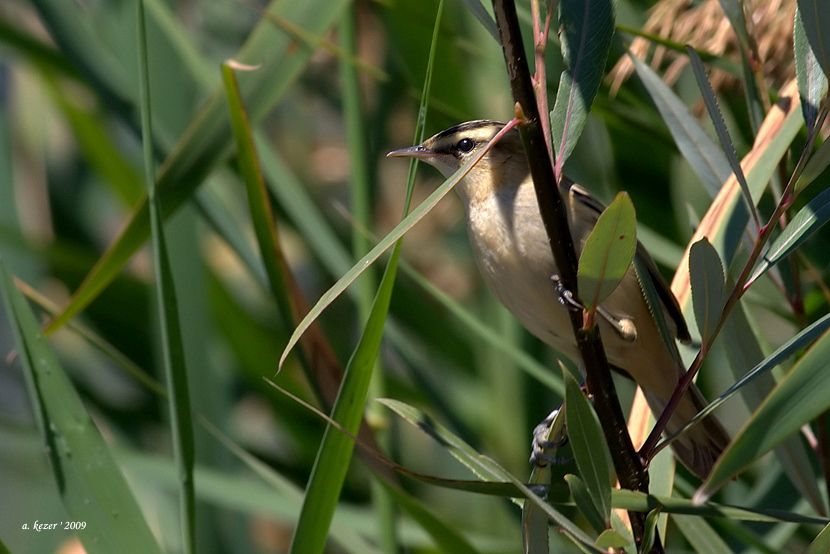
[432,119,505,141]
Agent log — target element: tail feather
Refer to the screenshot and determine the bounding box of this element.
[644,384,730,479]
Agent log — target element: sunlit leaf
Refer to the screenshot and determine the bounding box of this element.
[810,522,830,554]
[595,529,629,550]
[796,138,830,192]
[697,327,830,501]
[550,0,615,173]
[751,186,830,282]
[687,46,760,227]
[577,192,637,310]
[279,122,518,368]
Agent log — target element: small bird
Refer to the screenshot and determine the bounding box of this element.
[389,120,729,478]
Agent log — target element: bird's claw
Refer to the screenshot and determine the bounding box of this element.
[550,275,583,313]
[530,408,570,467]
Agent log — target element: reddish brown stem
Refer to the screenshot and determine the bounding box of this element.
[642,102,828,462]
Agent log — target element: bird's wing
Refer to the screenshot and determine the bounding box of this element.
[564,180,691,343]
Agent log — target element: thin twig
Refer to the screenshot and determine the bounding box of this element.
[644,101,828,461]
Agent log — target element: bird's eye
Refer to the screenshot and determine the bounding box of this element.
[456,138,475,153]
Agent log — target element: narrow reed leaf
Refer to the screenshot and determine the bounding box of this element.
[665,312,830,451]
[639,508,661,554]
[0,263,162,554]
[460,0,499,40]
[671,81,802,311]
[595,529,629,549]
[697,327,830,502]
[796,138,830,192]
[673,515,733,554]
[44,0,350,334]
[290,5,445,552]
[810,523,830,554]
[378,399,600,550]
[577,192,637,310]
[611,489,827,524]
[550,0,615,174]
[381,484,480,554]
[687,46,760,228]
[751,186,830,283]
[631,54,732,197]
[221,63,294,323]
[278,122,518,369]
[136,3,195,551]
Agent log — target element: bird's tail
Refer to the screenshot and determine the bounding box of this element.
[643,383,730,479]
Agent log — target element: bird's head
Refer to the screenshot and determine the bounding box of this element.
[387,120,528,202]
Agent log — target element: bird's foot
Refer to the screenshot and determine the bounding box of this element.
[550,275,582,313]
[550,275,637,342]
[530,408,570,467]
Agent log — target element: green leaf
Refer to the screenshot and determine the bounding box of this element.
[378,399,601,551]
[564,371,614,527]
[44,0,351,334]
[550,0,615,172]
[751,186,830,282]
[688,238,725,344]
[717,304,825,514]
[610,489,827,524]
[631,54,732,197]
[288,266,396,554]
[278,122,518,368]
[697,326,830,501]
[577,191,637,310]
[119,443,381,554]
[716,0,766,130]
[672,514,732,554]
[565,474,606,533]
[810,522,830,554]
[381,483,480,554]
[0,262,162,554]
[795,6,828,130]
[136,4,196,551]
[459,0,498,41]
[638,508,660,554]
[595,529,629,549]
[687,46,760,227]
[796,0,830,79]
[289,4,445,550]
[673,311,830,443]
[222,64,295,326]
[796,137,830,192]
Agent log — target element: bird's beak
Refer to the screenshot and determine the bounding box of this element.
[386,144,433,159]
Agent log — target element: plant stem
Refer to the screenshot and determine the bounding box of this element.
[643,100,828,462]
[490,1,656,549]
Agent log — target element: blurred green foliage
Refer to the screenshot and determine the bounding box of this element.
[2,0,830,552]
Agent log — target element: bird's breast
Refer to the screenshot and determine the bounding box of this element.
[464,188,576,357]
